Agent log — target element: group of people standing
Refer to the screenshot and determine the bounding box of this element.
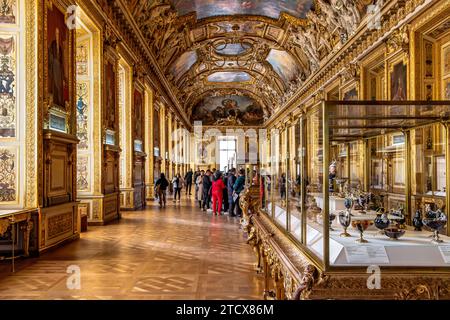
[154,169,194,208]
[153,168,245,216]
[194,168,245,216]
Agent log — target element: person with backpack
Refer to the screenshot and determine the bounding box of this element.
[211,171,226,216]
[233,168,246,217]
[155,173,169,208]
[172,173,183,202]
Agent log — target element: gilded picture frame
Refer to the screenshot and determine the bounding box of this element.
[43,0,75,133]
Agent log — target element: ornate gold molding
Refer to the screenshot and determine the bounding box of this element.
[26,0,38,208]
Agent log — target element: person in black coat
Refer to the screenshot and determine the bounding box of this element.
[184,169,194,195]
[227,168,237,216]
[202,170,212,211]
[155,173,169,208]
[222,172,229,213]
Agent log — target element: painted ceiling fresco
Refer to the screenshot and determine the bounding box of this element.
[130,0,370,124]
[215,43,252,56]
[207,71,252,82]
[170,0,314,20]
[191,95,264,126]
[266,49,302,83]
[170,50,198,81]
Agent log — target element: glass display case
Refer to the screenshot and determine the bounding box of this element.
[262,101,450,270]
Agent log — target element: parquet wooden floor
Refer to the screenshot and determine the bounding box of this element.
[0,198,264,300]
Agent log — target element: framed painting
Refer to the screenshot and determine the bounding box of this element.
[153,107,160,150]
[443,45,450,75]
[133,88,144,151]
[341,81,359,101]
[390,61,407,101]
[45,1,72,113]
[343,88,358,101]
[105,60,117,131]
[444,78,450,100]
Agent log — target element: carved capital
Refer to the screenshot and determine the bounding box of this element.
[103,24,121,51]
[342,62,361,82]
[386,24,410,55]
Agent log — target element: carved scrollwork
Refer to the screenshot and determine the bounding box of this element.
[0,219,9,236]
[395,285,432,300]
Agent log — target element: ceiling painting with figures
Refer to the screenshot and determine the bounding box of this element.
[191,95,265,126]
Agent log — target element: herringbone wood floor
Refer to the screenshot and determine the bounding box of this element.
[0,198,264,300]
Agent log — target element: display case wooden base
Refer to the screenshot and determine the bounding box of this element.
[240,187,450,300]
[39,202,79,253]
[120,188,136,211]
[78,193,120,226]
[146,183,155,201]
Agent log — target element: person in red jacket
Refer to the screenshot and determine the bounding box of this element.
[211,171,226,216]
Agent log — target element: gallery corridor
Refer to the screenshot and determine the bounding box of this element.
[0,200,264,300]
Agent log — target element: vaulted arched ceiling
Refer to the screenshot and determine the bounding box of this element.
[126,0,373,126]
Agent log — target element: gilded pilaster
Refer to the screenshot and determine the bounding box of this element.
[145,85,155,200]
[168,112,173,177]
[119,56,134,210]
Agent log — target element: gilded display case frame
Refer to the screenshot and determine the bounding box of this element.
[322,100,450,272]
[260,100,450,274]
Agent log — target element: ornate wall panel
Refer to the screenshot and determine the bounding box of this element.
[40,202,78,251]
[0,0,17,24]
[76,81,89,150]
[0,34,17,138]
[0,147,17,203]
[76,155,89,191]
[0,0,27,209]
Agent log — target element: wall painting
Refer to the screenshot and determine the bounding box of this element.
[391,62,407,101]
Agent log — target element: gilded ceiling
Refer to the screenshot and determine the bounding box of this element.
[126,0,374,125]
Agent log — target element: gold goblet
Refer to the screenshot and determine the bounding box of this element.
[351,220,373,243]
